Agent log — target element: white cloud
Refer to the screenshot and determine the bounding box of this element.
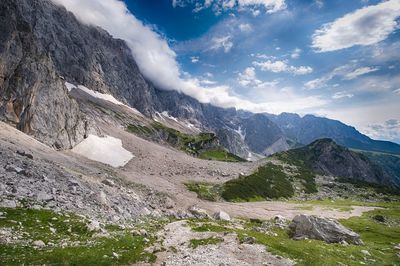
[291,48,302,59]
[312,0,400,52]
[173,0,286,14]
[394,88,400,94]
[238,0,287,13]
[209,35,234,53]
[237,67,261,86]
[343,66,379,80]
[304,64,380,89]
[190,56,200,63]
[253,60,313,75]
[332,91,354,99]
[239,23,253,32]
[315,0,323,9]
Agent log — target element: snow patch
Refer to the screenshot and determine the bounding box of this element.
[65,82,142,115]
[72,135,134,167]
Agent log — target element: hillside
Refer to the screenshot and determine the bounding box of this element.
[276,139,398,188]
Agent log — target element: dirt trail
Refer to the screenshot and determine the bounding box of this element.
[155,220,294,266]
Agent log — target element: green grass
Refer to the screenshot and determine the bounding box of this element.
[189,237,224,248]
[198,149,246,162]
[0,208,157,265]
[127,124,154,136]
[221,163,295,202]
[185,182,221,202]
[289,199,400,208]
[274,152,317,194]
[190,206,400,266]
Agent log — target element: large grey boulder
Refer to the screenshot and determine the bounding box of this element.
[289,215,363,245]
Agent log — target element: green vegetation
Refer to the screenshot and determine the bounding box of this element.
[221,163,294,202]
[127,124,154,135]
[289,199,400,209]
[199,148,246,162]
[190,205,400,266]
[189,237,224,249]
[185,182,221,201]
[128,122,247,162]
[274,152,317,194]
[0,208,157,265]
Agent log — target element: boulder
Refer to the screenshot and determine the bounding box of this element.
[289,215,363,245]
[213,211,231,221]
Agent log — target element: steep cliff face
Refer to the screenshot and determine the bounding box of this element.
[0,0,160,148]
[0,0,90,148]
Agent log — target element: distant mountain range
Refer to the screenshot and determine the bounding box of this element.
[1,0,400,162]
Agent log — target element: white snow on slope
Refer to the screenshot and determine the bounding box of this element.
[65,82,142,115]
[72,135,134,167]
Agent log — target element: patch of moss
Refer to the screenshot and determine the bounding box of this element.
[127,124,154,136]
[189,237,224,249]
[0,207,157,265]
[185,182,221,202]
[221,163,294,202]
[198,149,246,162]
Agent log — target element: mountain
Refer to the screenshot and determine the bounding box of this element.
[276,139,398,188]
[1,0,399,161]
[267,113,400,155]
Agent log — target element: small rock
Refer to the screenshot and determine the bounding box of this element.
[16,150,34,159]
[102,179,115,187]
[0,199,17,208]
[5,165,25,175]
[361,250,371,256]
[33,240,46,248]
[112,252,119,258]
[213,211,231,221]
[241,236,256,244]
[98,191,108,206]
[188,205,210,219]
[87,220,101,231]
[37,192,53,202]
[139,229,148,237]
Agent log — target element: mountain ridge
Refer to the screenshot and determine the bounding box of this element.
[1,0,399,160]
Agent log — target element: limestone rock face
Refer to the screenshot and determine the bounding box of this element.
[289,215,363,245]
[0,0,157,149]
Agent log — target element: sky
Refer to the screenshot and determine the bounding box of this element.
[51,0,400,143]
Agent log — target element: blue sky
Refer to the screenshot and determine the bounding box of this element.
[52,0,400,143]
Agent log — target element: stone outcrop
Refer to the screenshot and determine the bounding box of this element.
[289,215,363,245]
